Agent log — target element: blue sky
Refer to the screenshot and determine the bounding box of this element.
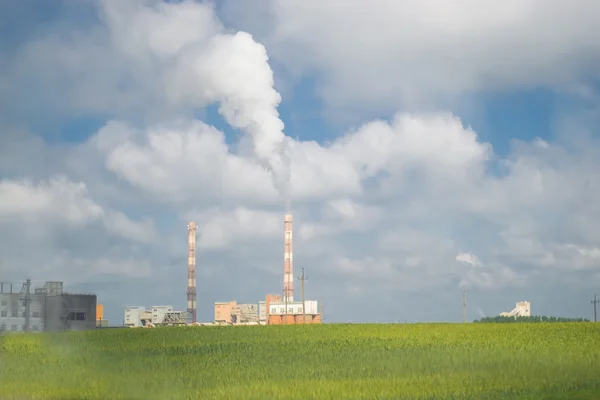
[2,0,600,325]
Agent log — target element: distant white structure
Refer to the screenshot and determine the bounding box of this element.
[125,305,185,327]
[500,301,531,318]
[151,306,173,324]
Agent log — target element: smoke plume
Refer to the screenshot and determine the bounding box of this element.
[101,0,293,208]
[188,32,292,206]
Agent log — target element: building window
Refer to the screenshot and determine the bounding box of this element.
[0,324,5,330]
[32,311,40,318]
[11,324,17,331]
[22,311,27,317]
[11,310,18,317]
[22,325,26,331]
[0,300,7,307]
[0,310,6,317]
[32,325,39,331]
[67,312,86,321]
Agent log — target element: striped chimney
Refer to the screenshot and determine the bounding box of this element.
[284,214,294,303]
[187,222,197,323]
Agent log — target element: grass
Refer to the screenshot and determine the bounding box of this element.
[1,323,599,399]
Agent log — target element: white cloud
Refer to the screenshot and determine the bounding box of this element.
[222,0,600,115]
[456,252,481,267]
[0,176,104,226]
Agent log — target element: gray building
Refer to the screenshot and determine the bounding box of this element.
[0,281,97,333]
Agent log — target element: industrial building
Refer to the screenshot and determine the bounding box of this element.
[270,214,321,325]
[124,305,187,327]
[0,280,97,333]
[213,214,322,326]
[500,301,531,318]
[214,301,259,324]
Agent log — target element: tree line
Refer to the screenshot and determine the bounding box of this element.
[473,316,590,323]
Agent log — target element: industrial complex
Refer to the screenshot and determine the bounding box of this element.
[210,214,322,326]
[124,213,323,328]
[0,280,100,333]
[2,211,540,333]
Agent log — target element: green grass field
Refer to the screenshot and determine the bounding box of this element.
[1,323,599,400]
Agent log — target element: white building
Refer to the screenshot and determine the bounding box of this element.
[268,300,318,316]
[125,305,185,327]
[500,301,531,318]
[151,306,173,324]
[124,306,146,327]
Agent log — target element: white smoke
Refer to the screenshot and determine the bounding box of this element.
[455,252,481,267]
[100,0,292,208]
[476,306,486,318]
[187,32,292,206]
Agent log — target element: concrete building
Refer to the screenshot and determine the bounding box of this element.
[267,300,321,325]
[214,301,259,324]
[124,306,146,328]
[125,305,186,327]
[44,293,97,332]
[0,281,96,333]
[261,294,282,324]
[214,301,236,324]
[236,303,259,323]
[151,306,173,324]
[0,291,45,332]
[500,301,531,318]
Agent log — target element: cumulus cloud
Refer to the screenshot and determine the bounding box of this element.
[229,0,600,113]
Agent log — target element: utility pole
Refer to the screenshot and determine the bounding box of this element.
[320,304,324,323]
[20,279,32,332]
[284,287,288,325]
[297,268,308,324]
[461,285,467,323]
[592,293,599,323]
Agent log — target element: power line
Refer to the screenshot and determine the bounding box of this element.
[592,293,599,323]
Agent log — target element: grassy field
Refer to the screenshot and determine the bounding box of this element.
[1,323,599,400]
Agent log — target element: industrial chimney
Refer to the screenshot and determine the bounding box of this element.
[284,214,294,303]
[187,222,197,323]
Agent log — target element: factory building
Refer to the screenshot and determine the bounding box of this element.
[0,281,97,333]
[259,293,282,324]
[214,301,259,324]
[267,300,321,325]
[44,292,97,332]
[500,301,531,318]
[124,305,187,327]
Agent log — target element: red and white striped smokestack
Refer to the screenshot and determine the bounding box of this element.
[187,222,197,323]
[284,214,294,303]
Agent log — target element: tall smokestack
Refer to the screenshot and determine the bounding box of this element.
[187,222,197,323]
[284,214,294,303]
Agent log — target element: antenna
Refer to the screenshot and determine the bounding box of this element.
[461,285,467,323]
[592,293,599,323]
[297,268,308,324]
